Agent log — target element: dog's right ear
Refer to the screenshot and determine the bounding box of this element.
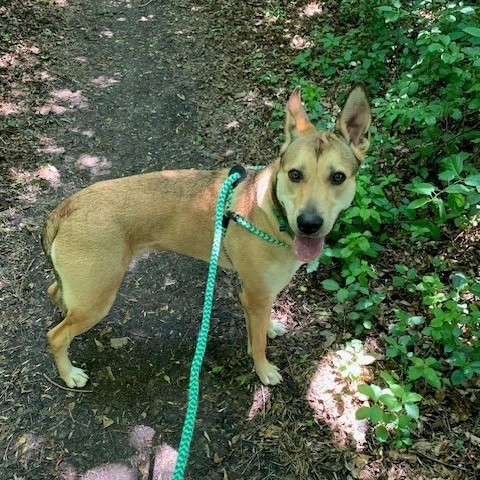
[280,87,315,155]
[336,82,371,163]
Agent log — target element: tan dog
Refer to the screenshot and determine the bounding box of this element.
[42,83,371,388]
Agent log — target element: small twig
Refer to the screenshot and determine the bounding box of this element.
[42,373,93,393]
[416,450,470,473]
[137,0,155,7]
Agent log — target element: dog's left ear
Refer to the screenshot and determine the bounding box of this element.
[280,86,316,155]
[336,82,371,163]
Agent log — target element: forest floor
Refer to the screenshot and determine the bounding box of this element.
[1,1,478,479]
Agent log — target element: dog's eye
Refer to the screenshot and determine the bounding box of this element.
[288,169,303,182]
[331,172,346,185]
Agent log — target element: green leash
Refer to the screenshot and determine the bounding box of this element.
[172,166,289,479]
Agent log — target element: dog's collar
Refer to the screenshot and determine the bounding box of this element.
[271,177,294,239]
[272,206,294,238]
[222,166,290,248]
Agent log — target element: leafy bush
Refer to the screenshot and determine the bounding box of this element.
[266,0,480,447]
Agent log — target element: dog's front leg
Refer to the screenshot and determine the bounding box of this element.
[240,287,283,386]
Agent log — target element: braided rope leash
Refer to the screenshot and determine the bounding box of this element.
[173,166,290,479]
[172,170,242,480]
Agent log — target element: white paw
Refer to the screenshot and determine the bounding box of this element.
[267,321,287,339]
[63,366,89,388]
[256,362,283,386]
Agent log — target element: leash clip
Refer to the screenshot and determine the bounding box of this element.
[228,165,247,188]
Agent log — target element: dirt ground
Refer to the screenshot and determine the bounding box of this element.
[1,1,479,479]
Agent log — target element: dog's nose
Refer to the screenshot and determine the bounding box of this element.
[297,212,323,235]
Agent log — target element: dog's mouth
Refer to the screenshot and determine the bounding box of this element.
[293,235,325,263]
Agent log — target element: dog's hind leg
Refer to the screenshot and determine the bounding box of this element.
[46,244,128,388]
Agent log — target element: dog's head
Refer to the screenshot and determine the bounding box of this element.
[275,83,371,262]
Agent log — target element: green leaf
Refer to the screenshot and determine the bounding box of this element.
[379,394,401,411]
[407,198,429,209]
[442,153,466,177]
[398,414,413,428]
[358,384,375,399]
[322,279,340,291]
[306,257,320,273]
[389,384,405,398]
[386,346,399,358]
[407,316,425,326]
[370,405,384,423]
[355,406,372,420]
[404,392,422,403]
[336,288,349,303]
[407,183,436,195]
[405,403,420,420]
[463,27,480,38]
[444,184,471,194]
[465,174,480,186]
[375,425,389,442]
[432,198,446,222]
[439,170,455,181]
[424,367,442,389]
[470,282,480,296]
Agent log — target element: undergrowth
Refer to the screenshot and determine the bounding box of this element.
[262,0,479,448]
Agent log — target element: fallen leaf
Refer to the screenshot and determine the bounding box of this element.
[102,416,114,428]
[94,339,104,352]
[110,337,129,349]
[465,432,480,446]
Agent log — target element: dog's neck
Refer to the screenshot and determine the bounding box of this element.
[250,158,292,238]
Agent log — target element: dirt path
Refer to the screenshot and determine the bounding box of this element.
[1,1,315,479]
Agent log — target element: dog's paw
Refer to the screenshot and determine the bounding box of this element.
[267,321,287,339]
[63,366,89,388]
[256,362,283,386]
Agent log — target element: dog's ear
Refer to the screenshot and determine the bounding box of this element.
[336,82,371,162]
[280,87,315,155]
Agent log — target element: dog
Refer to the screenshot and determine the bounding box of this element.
[42,83,371,388]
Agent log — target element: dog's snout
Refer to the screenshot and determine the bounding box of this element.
[297,212,323,235]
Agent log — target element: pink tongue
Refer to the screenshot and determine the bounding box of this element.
[293,236,325,262]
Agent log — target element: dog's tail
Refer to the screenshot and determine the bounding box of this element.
[41,197,73,259]
[41,212,60,260]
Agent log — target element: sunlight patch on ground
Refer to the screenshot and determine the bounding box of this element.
[91,75,120,88]
[36,164,62,186]
[9,164,62,201]
[298,2,324,17]
[71,127,95,138]
[37,137,65,155]
[307,350,369,450]
[11,164,61,187]
[152,443,177,480]
[0,102,22,115]
[74,154,112,176]
[80,464,135,480]
[56,425,177,479]
[247,385,271,420]
[37,89,87,115]
[290,35,313,50]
